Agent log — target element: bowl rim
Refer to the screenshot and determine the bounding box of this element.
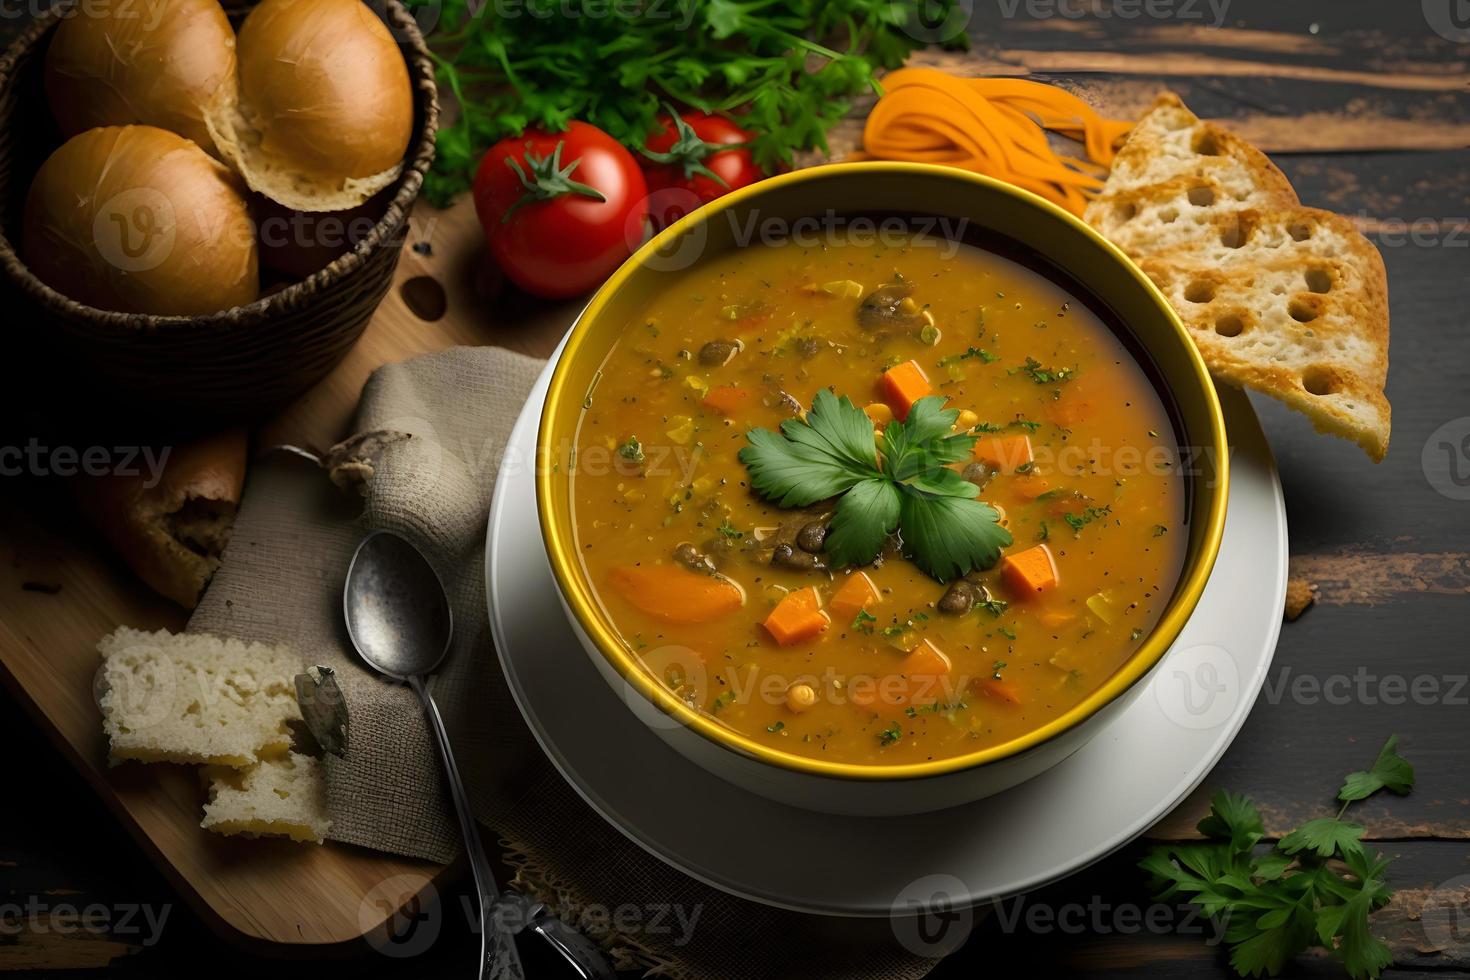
[0,0,438,332]
[537,161,1229,782]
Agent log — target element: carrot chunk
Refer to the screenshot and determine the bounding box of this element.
[828,572,880,624]
[1001,544,1059,596]
[852,640,953,708]
[762,586,831,646]
[973,434,1033,472]
[878,360,932,421]
[979,677,1023,704]
[609,565,744,623]
[702,385,750,416]
[1011,473,1051,500]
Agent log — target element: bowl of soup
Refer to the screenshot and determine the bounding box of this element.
[536,163,1227,816]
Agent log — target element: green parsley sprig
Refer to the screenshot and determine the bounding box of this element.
[410,0,967,204]
[739,391,1011,581]
[1141,736,1415,979]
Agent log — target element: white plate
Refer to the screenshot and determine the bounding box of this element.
[487,365,1285,916]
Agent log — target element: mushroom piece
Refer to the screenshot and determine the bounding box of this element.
[937,580,976,615]
[795,519,828,554]
[961,461,994,491]
[698,339,743,367]
[772,543,823,571]
[673,542,718,574]
[857,281,924,330]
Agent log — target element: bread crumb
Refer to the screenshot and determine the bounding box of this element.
[1285,578,1317,621]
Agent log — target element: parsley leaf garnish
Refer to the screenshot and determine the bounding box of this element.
[1338,734,1414,802]
[1141,736,1413,980]
[740,392,1011,580]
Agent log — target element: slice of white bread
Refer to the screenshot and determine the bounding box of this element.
[97,627,303,768]
[201,752,331,844]
[1086,94,1390,461]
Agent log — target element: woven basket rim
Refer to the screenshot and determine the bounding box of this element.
[0,0,440,333]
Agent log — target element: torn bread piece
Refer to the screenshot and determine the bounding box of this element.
[1086,93,1390,461]
[97,627,303,768]
[201,752,331,844]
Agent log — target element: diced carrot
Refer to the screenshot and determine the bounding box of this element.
[973,434,1033,472]
[828,572,880,624]
[609,565,744,624]
[702,385,750,415]
[900,639,952,679]
[1001,544,1059,596]
[852,640,952,707]
[762,586,831,646]
[1011,473,1051,500]
[980,678,1023,704]
[877,360,932,421]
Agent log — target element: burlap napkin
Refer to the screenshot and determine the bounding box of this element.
[188,345,942,979]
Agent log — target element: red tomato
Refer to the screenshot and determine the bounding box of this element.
[472,122,648,299]
[641,112,761,227]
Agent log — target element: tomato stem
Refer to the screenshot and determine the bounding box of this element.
[638,104,735,188]
[501,141,607,223]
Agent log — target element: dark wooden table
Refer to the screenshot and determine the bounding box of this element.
[3,2,1467,976]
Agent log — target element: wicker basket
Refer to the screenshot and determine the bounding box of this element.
[0,0,439,425]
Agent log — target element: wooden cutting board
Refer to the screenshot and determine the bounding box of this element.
[0,197,576,949]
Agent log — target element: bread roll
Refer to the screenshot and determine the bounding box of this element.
[72,428,247,609]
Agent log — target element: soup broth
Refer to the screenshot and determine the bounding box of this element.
[569,225,1187,767]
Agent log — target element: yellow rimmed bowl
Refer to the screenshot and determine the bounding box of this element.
[537,163,1228,816]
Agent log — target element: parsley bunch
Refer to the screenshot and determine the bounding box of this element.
[739,391,1011,580]
[1141,736,1415,979]
[409,0,966,204]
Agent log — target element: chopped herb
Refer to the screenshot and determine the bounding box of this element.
[1063,505,1113,534]
[1015,461,1036,474]
[1037,521,1050,542]
[765,721,785,734]
[939,346,999,367]
[978,597,1009,617]
[717,521,743,539]
[991,660,1007,678]
[1130,628,1143,641]
[617,435,645,464]
[739,390,1011,580]
[998,625,1017,640]
[877,721,903,746]
[852,609,879,633]
[1011,357,1075,385]
[1152,524,1169,537]
[711,691,734,714]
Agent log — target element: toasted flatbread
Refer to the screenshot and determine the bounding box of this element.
[1086,94,1390,461]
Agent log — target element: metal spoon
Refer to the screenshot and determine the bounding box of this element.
[344,531,613,980]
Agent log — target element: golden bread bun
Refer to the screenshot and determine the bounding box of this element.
[71,428,247,609]
[22,126,259,316]
[44,0,237,155]
[206,0,413,212]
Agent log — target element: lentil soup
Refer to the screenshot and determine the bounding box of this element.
[569,224,1187,767]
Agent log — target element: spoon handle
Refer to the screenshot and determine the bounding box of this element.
[409,675,525,980]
